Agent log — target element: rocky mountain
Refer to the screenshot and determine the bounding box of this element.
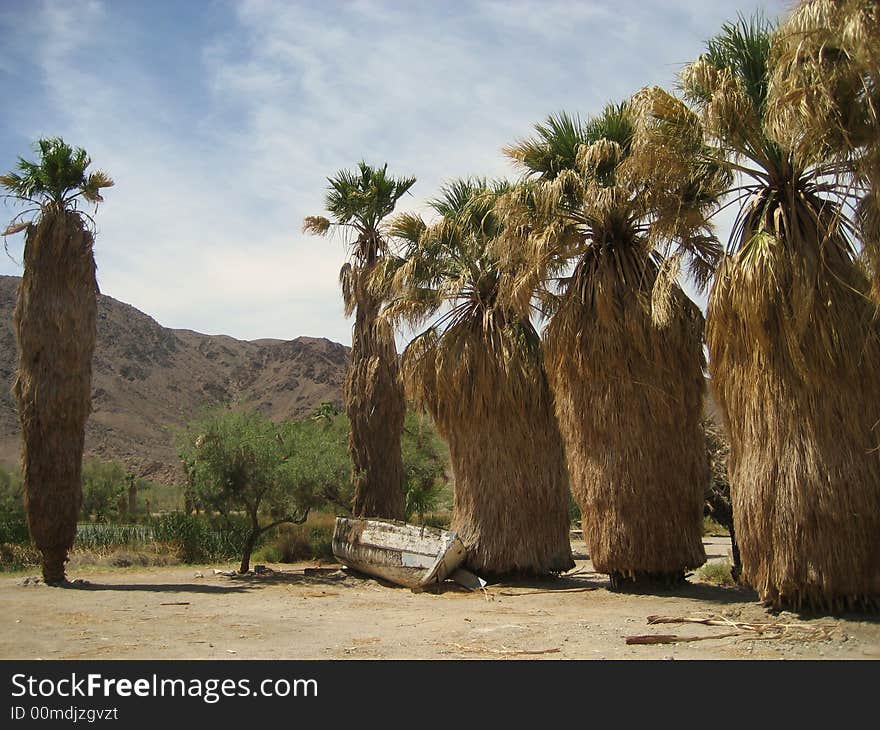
[0,275,348,483]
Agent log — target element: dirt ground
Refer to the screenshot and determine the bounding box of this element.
[1,536,877,660]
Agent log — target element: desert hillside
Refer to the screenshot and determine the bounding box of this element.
[0,275,348,483]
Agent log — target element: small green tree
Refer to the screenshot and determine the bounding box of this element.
[401,412,447,524]
[81,459,127,523]
[178,410,340,573]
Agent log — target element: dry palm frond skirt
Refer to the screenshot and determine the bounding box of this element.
[404,325,574,576]
[545,254,707,586]
[14,208,97,584]
[707,239,880,612]
[346,292,406,520]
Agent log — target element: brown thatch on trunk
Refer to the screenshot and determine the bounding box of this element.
[543,249,707,587]
[404,323,573,576]
[386,179,573,576]
[497,102,724,588]
[303,163,414,520]
[14,208,97,584]
[707,208,880,612]
[346,271,405,519]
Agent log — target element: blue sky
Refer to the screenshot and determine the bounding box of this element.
[0,0,787,345]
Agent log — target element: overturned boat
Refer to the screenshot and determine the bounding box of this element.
[332,517,467,589]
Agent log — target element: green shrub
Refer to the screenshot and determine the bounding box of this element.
[0,542,39,571]
[151,512,254,563]
[255,514,336,563]
[73,523,154,548]
[697,559,736,586]
[401,412,448,523]
[568,492,581,525]
[0,515,30,545]
[0,465,24,517]
[81,459,128,522]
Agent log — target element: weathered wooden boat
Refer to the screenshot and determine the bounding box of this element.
[332,517,468,589]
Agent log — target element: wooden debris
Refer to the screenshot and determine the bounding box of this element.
[626,632,740,645]
[303,567,342,576]
[159,602,190,606]
[447,642,560,656]
[497,586,598,596]
[625,614,836,646]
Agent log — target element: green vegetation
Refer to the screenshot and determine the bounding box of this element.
[697,560,736,587]
[254,513,337,564]
[177,409,339,572]
[400,411,448,524]
[80,459,128,522]
[5,2,880,611]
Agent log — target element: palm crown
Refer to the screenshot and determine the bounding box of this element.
[499,102,724,319]
[1,137,113,219]
[383,178,530,337]
[303,161,416,262]
[639,14,860,266]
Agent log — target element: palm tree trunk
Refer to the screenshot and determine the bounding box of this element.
[545,257,707,586]
[707,241,880,611]
[13,208,97,585]
[411,328,573,576]
[347,283,405,519]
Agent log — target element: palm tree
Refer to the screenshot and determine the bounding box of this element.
[381,179,573,575]
[303,162,415,519]
[644,13,880,610]
[768,0,880,297]
[1,137,113,585]
[500,104,723,588]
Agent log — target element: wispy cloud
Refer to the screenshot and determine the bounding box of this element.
[0,0,786,344]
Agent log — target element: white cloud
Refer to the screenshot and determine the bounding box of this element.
[1,0,787,347]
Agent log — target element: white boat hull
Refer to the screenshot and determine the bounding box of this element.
[332,517,467,588]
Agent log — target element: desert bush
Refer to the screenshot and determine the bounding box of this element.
[137,479,184,514]
[74,522,153,549]
[0,542,40,571]
[697,559,736,587]
[0,465,24,518]
[255,513,336,563]
[178,409,357,571]
[151,512,253,563]
[401,412,448,523]
[81,459,129,522]
[0,515,30,545]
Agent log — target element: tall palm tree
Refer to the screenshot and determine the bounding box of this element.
[644,13,880,610]
[768,0,880,297]
[500,104,723,588]
[303,162,415,519]
[1,137,113,585]
[381,179,573,575]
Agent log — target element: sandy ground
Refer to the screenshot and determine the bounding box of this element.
[1,536,877,660]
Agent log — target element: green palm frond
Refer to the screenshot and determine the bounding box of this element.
[1,137,113,214]
[585,102,635,152]
[498,93,725,315]
[504,111,590,180]
[702,13,776,115]
[303,161,415,267]
[383,178,537,355]
[323,161,416,233]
